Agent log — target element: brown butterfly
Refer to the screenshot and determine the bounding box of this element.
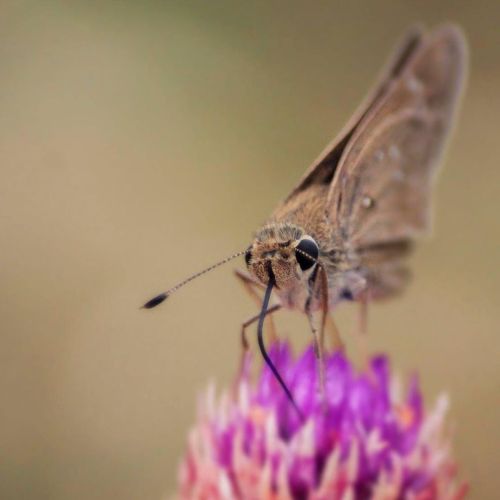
[144,24,468,415]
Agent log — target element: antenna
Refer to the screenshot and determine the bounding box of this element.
[142,249,246,309]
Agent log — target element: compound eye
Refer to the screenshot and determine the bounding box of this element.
[295,237,319,271]
[244,247,252,267]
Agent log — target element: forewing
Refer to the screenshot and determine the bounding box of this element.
[328,25,467,249]
[281,26,425,204]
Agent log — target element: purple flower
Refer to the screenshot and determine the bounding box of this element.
[177,343,466,499]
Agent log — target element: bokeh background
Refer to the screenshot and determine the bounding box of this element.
[1,1,499,499]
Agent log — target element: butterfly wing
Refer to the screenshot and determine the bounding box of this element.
[273,25,467,302]
[327,25,467,251]
[282,25,425,204]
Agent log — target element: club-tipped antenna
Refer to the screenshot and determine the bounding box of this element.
[142,249,246,309]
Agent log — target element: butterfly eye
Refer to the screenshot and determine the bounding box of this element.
[245,247,252,266]
[295,237,319,271]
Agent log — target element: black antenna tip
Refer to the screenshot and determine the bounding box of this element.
[142,293,168,309]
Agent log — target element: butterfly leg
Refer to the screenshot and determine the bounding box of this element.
[316,266,344,354]
[359,295,369,335]
[325,312,345,353]
[233,304,282,389]
[234,269,279,344]
[356,295,370,367]
[306,306,326,399]
[305,266,330,398]
[240,304,281,351]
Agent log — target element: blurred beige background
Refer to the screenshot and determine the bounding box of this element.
[1,1,499,499]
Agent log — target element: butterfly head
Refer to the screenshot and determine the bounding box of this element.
[245,224,319,289]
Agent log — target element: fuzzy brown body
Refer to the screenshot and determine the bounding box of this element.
[249,185,409,312]
[245,24,467,315]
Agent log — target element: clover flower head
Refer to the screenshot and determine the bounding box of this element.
[177,343,466,499]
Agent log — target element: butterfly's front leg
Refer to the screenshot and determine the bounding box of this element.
[306,306,325,397]
[305,266,331,398]
[325,312,345,353]
[354,293,371,368]
[239,304,281,349]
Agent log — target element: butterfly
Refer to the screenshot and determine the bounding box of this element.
[144,24,468,416]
